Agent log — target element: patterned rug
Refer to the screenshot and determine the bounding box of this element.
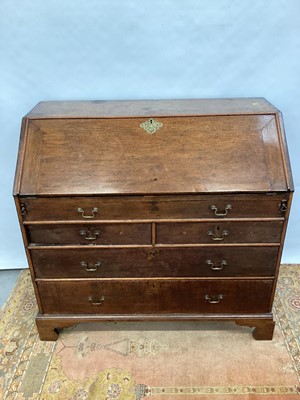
[1,265,300,400]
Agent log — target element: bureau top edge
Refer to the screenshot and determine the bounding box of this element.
[14,190,293,197]
[25,98,279,119]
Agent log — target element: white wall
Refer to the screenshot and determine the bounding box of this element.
[0,0,299,269]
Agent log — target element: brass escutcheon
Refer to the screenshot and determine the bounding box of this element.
[148,249,160,260]
[140,118,163,134]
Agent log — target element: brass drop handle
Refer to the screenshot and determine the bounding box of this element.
[88,295,105,305]
[77,207,98,219]
[205,294,224,304]
[208,226,229,241]
[81,260,102,272]
[209,204,232,217]
[79,228,101,240]
[206,259,227,271]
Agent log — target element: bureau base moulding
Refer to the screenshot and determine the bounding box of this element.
[36,313,275,342]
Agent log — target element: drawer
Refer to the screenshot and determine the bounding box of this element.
[19,193,288,222]
[37,279,274,314]
[156,221,283,244]
[31,246,278,278]
[26,223,151,245]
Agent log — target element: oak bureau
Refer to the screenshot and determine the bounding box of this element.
[14,98,293,341]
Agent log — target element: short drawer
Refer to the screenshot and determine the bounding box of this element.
[156,221,283,244]
[19,193,288,222]
[26,223,151,245]
[37,279,274,314]
[31,246,278,278]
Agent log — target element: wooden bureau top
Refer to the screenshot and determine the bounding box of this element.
[25,98,278,118]
[14,99,293,196]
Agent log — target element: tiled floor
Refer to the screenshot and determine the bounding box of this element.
[0,269,22,308]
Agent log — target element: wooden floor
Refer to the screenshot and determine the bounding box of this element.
[0,269,21,308]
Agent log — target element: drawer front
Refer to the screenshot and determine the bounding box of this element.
[26,223,151,245]
[156,221,283,244]
[19,194,288,221]
[37,279,274,314]
[31,247,278,278]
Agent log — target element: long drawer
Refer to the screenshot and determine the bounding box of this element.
[37,279,274,314]
[156,221,283,244]
[31,246,279,278]
[26,223,151,245]
[19,194,287,221]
